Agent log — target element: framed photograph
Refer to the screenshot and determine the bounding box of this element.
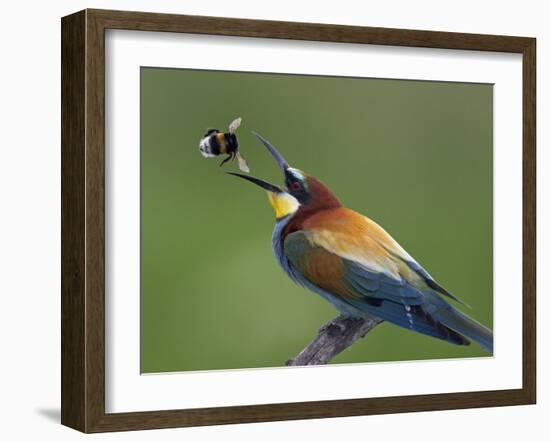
[61,9,536,433]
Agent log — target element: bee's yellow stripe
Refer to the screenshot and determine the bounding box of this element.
[216,133,227,154]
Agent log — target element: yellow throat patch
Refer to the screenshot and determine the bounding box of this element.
[267,192,300,219]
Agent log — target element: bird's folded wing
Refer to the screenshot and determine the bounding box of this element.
[283,227,471,345]
[297,207,467,306]
[283,228,426,306]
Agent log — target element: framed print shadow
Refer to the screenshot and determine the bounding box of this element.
[61,9,536,433]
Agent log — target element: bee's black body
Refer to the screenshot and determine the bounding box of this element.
[198,117,249,172]
[200,129,239,166]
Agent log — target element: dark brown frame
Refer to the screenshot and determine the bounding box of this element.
[61,8,536,433]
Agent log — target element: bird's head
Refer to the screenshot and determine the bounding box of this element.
[229,133,341,220]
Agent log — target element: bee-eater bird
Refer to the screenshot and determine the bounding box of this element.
[229,133,493,353]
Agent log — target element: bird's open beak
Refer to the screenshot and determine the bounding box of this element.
[228,132,299,219]
[227,131,291,192]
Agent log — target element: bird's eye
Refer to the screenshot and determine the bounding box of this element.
[291,181,301,191]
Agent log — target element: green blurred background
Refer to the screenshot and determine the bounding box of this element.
[140,67,493,373]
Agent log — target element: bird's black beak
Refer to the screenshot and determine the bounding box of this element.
[228,132,292,192]
[229,133,302,219]
[227,172,282,193]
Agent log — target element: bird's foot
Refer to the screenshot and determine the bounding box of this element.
[318,319,347,335]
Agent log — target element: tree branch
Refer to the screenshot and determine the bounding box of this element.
[286,314,383,366]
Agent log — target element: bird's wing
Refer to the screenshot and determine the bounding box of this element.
[301,207,468,306]
[284,228,425,306]
[283,209,472,345]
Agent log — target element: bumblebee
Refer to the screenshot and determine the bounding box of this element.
[199,117,249,172]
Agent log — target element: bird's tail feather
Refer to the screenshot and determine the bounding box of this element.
[433,305,493,353]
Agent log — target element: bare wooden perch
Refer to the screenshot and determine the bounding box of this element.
[286,314,384,366]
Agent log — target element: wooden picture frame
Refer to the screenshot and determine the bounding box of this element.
[61,8,536,433]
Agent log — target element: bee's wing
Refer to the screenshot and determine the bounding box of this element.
[236,151,250,173]
[228,117,242,134]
